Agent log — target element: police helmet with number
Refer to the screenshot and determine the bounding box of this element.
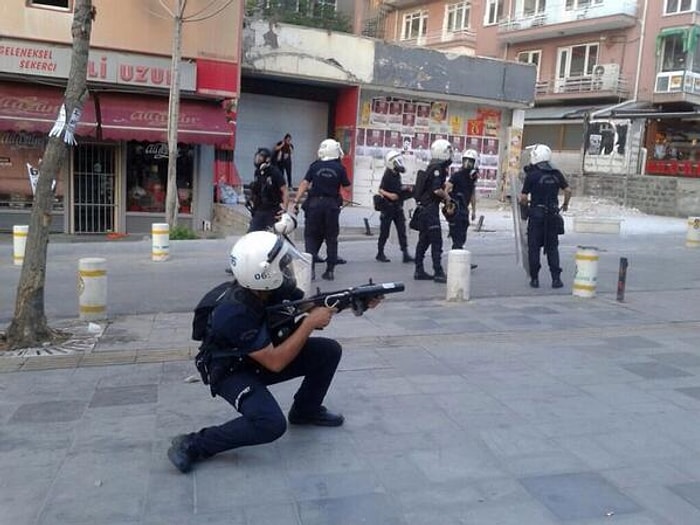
[229,231,309,290]
[273,212,297,235]
[318,139,343,161]
[385,150,406,173]
[430,139,453,161]
[527,144,552,165]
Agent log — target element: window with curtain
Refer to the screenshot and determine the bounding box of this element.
[661,35,686,71]
[446,2,470,32]
[664,0,695,15]
[402,10,428,39]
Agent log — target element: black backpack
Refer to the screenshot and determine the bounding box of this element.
[191,281,236,342]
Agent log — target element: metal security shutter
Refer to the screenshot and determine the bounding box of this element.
[235,93,329,186]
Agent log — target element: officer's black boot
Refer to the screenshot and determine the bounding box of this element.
[414,263,433,280]
[376,252,391,263]
[402,250,415,263]
[433,267,447,283]
[167,433,198,474]
[321,266,334,281]
[530,274,540,288]
[552,273,563,289]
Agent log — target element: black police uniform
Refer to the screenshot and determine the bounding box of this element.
[274,140,294,188]
[248,163,286,233]
[377,168,412,262]
[413,161,448,280]
[521,161,569,283]
[302,159,351,277]
[174,283,342,463]
[447,167,477,250]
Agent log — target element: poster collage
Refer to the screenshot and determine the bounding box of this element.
[356,96,503,194]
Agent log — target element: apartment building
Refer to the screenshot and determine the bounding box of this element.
[370,0,700,214]
[0,0,241,234]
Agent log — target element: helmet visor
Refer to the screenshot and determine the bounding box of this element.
[269,237,311,283]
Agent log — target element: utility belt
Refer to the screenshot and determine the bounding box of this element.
[195,346,254,392]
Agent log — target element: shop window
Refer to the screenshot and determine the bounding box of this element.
[0,131,63,210]
[126,142,194,214]
[27,0,71,9]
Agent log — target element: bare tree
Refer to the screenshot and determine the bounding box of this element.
[2,0,96,351]
[157,0,235,229]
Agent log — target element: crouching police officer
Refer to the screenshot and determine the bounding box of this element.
[519,144,572,289]
[248,147,288,233]
[168,231,377,473]
[412,139,453,283]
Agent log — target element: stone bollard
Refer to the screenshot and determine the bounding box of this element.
[78,257,107,321]
[686,217,700,248]
[295,252,313,297]
[12,224,28,266]
[573,246,599,298]
[446,249,471,302]
[152,223,170,261]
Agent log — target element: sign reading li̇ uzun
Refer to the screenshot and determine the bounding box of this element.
[0,38,196,91]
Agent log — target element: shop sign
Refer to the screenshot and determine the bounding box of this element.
[144,143,181,159]
[0,38,196,91]
[0,156,12,167]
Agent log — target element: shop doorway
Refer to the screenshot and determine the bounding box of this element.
[72,144,117,234]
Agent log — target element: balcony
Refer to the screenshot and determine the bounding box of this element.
[498,0,637,44]
[535,73,630,101]
[398,28,477,52]
[653,70,700,105]
[383,0,430,9]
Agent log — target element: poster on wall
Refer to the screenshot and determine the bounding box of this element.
[388,99,403,128]
[430,102,448,126]
[416,103,431,129]
[384,130,402,149]
[370,98,388,126]
[477,108,502,137]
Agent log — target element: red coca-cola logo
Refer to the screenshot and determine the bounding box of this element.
[0,95,58,116]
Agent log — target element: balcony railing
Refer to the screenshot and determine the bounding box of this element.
[535,73,630,98]
[399,28,477,49]
[498,0,637,42]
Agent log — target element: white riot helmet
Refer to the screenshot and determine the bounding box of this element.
[229,231,309,291]
[462,149,479,168]
[318,138,343,161]
[384,149,406,173]
[430,138,453,161]
[273,212,297,235]
[527,144,552,165]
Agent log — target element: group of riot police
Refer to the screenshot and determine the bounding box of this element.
[167,135,572,475]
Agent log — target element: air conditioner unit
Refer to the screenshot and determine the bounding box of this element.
[592,63,620,90]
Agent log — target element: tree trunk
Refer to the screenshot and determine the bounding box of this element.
[164,0,184,228]
[4,0,95,350]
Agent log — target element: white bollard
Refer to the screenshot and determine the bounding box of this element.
[294,252,313,297]
[12,224,28,266]
[572,246,599,298]
[686,217,700,248]
[78,257,107,321]
[446,249,471,302]
[152,223,170,262]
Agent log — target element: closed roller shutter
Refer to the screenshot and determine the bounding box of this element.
[235,93,329,187]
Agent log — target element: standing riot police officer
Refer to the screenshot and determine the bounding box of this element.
[376,150,415,263]
[412,139,453,283]
[447,149,479,251]
[293,139,351,281]
[519,144,572,289]
[248,147,288,233]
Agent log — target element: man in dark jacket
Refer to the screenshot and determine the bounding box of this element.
[376,149,414,263]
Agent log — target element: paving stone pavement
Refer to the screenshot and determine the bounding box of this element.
[2,205,699,524]
[1,286,700,524]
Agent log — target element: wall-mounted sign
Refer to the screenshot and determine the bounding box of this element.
[0,38,196,91]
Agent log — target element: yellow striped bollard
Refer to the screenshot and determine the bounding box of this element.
[12,224,28,266]
[686,217,700,248]
[78,257,107,321]
[573,246,599,298]
[152,222,170,262]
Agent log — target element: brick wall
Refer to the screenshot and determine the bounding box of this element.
[568,173,700,217]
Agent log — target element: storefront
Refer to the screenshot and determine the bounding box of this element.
[645,116,700,178]
[0,38,237,234]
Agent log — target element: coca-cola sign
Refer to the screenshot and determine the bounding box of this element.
[0,95,59,117]
[0,131,47,148]
[144,143,181,159]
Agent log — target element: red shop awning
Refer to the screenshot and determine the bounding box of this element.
[0,82,232,146]
[0,82,95,135]
[87,93,232,146]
